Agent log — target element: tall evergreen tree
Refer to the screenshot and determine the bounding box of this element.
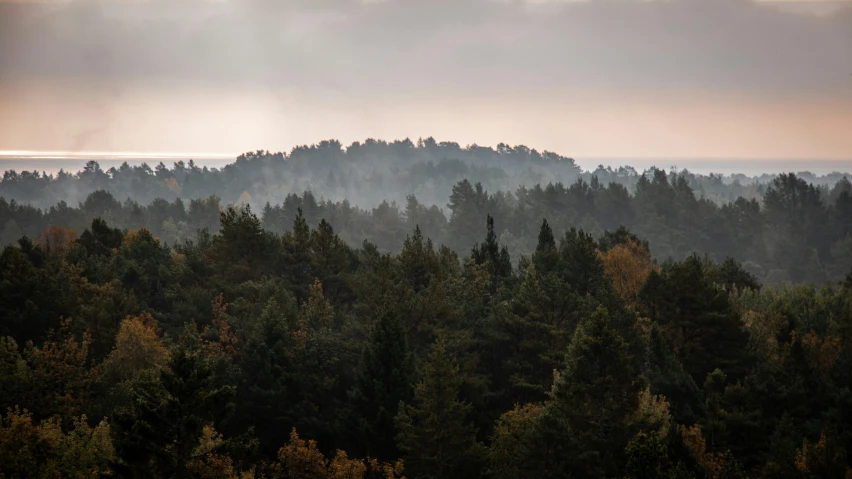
[112,327,236,478]
[282,207,314,301]
[526,306,642,478]
[532,218,558,274]
[395,340,486,479]
[350,309,415,460]
[639,255,751,382]
[471,215,512,291]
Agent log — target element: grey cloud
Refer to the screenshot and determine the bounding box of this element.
[0,0,850,97]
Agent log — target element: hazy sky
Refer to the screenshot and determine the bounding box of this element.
[1,0,850,158]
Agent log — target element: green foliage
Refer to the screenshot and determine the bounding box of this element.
[640,255,752,382]
[544,306,642,476]
[625,431,675,479]
[112,326,237,477]
[395,340,487,479]
[487,403,543,479]
[0,239,68,343]
[78,218,124,258]
[349,309,414,460]
[470,215,513,292]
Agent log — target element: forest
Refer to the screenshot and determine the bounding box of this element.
[3,141,852,285]
[2,142,852,478]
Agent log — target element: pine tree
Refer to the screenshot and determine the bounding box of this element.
[530,306,642,477]
[556,227,609,297]
[471,215,512,292]
[350,309,414,460]
[639,255,751,383]
[532,218,558,275]
[399,225,439,292]
[282,207,314,301]
[625,431,675,479]
[112,326,236,478]
[395,340,486,479]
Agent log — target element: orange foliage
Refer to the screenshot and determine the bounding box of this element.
[680,424,728,479]
[164,177,181,194]
[206,293,238,358]
[187,425,254,479]
[795,429,852,477]
[300,278,334,328]
[633,387,671,437]
[0,408,115,477]
[273,428,404,479]
[238,191,253,206]
[801,330,842,375]
[37,225,77,258]
[598,239,656,303]
[100,313,169,383]
[742,310,783,365]
[187,453,251,479]
[24,318,93,418]
[489,403,544,474]
[123,227,160,245]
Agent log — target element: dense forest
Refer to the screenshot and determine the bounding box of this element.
[2,142,852,478]
[3,141,852,285]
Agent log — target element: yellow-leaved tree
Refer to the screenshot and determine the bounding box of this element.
[269,428,405,479]
[36,225,77,259]
[598,238,656,304]
[0,408,115,478]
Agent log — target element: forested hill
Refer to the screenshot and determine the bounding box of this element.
[2,139,850,211]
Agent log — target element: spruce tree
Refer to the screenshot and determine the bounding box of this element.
[639,255,751,383]
[350,309,414,460]
[471,215,512,291]
[112,327,236,478]
[532,218,559,274]
[529,306,641,478]
[282,207,314,301]
[395,340,486,479]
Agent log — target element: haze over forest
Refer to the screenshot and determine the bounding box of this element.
[3,1,852,478]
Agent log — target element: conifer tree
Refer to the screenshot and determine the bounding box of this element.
[625,431,676,479]
[529,306,641,477]
[350,309,414,460]
[112,326,236,478]
[471,215,512,292]
[532,218,558,274]
[395,340,486,479]
[282,207,314,301]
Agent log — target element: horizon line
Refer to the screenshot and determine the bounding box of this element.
[0,150,239,159]
[2,150,852,162]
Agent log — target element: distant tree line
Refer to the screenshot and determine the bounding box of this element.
[2,139,849,212]
[3,166,852,285]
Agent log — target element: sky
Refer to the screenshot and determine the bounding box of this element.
[0,0,850,159]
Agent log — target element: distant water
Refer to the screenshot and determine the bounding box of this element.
[2,153,851,178]
[575,158,852,177]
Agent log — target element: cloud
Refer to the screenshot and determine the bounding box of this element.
[0,0,850,158]
[0,0,849,98]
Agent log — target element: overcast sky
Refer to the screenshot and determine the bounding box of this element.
[0,0,850,159]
